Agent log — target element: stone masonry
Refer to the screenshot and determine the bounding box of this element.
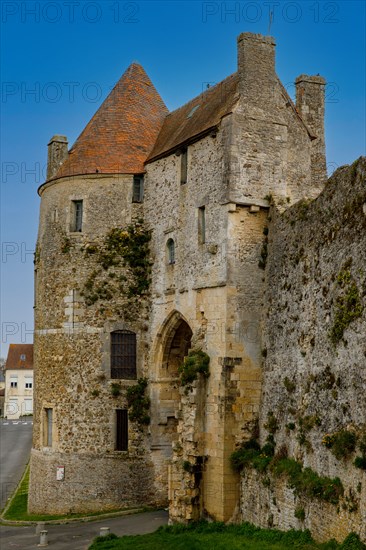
[29,31,365,542]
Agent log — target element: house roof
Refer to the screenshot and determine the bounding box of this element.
[146,73,240,162]
[5,344,33,370]
[53,63,168,180]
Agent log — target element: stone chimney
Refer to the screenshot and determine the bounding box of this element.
[295,75,327,187]
[237,32,276,107]
[47,135,68,180]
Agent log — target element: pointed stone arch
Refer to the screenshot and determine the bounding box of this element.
[152,310,193,379]
[150,311,193,501]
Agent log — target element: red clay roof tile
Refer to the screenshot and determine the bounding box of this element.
[5,344,33,370]
[54,63,168,179]
[146,73,239,162]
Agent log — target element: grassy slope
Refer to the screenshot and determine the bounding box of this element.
[89,524,366,550]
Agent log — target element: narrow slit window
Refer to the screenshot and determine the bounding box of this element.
[167,239,175,264]
[72,200,83,232]
[116,409,128,451]
[111,330,137,379]
[180,147,187,184]
[45,407,53,447]
[132,175,144,203]
[198,206,206,244]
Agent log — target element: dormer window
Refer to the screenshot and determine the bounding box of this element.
[20,354,26,361]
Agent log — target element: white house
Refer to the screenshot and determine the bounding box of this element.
[4,344,34,419]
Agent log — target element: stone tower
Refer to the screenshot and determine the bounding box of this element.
[29,33,326,520]
[29,63,168,513]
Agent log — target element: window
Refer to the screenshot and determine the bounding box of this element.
[45,408,53,447]
[180,147,187,184]
[10,380,18,388]
[132,175,144,203]
[72,200,83,232]
[25,381,33,389]
[116,409,128,451]
[110,330,137,379]
[198,206,206,244]
[20,354,26,361]
[167,239,175,264]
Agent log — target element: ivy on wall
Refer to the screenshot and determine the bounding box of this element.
[80,219,152,308]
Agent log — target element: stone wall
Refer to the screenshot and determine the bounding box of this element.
[29,173,155,513]
[240,158,366,541]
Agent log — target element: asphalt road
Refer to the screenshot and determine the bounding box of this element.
[0,510,169,549]
[0,418,33,511]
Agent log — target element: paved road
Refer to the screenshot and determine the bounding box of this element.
[0,418,33,510]
[0,510,169,549]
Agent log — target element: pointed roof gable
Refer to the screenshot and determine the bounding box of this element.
[54,63,168,179]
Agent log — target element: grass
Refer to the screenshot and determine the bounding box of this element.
[88,522,366,550]
[2,465,147,522]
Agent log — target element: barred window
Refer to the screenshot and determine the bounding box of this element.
[110,330,137,379]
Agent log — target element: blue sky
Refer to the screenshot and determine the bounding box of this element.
[1,0,365,358]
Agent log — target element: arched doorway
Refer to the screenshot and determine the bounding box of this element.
[162,318,193,378]
[151,312,192,463]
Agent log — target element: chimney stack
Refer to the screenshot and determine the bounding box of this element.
[295,75,327,187]
[47,135,68,180]
[237,33,276,107]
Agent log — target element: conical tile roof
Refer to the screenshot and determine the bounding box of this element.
[54,63,168,179]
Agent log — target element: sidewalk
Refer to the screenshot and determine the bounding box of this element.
[0,509,168,549]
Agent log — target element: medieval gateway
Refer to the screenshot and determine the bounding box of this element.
[29,33,366,541]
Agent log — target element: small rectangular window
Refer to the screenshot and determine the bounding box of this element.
[10,381,18,388]
[72,200,83,232]
[45,408,53,447]
[198,206,206,244]
[132,175,144,203]
[180,147,187,184]
[116,409,128,451]
[25,381,33,389]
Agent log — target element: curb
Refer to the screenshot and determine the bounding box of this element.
[0,506,159,526]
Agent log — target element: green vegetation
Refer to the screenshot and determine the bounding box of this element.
[264,412,278,434]
[126,378,150,426]
[178,350,210,389]
[231,442,344,506]
[354,433,366,470]
[89,522,366,550]
[61,235,72,254]
[322,429,357,461]
[82,220,152,306]
[294,507,305,521]
[110,383,122,397]
[330,262,363,344]
[283,376,296,393]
